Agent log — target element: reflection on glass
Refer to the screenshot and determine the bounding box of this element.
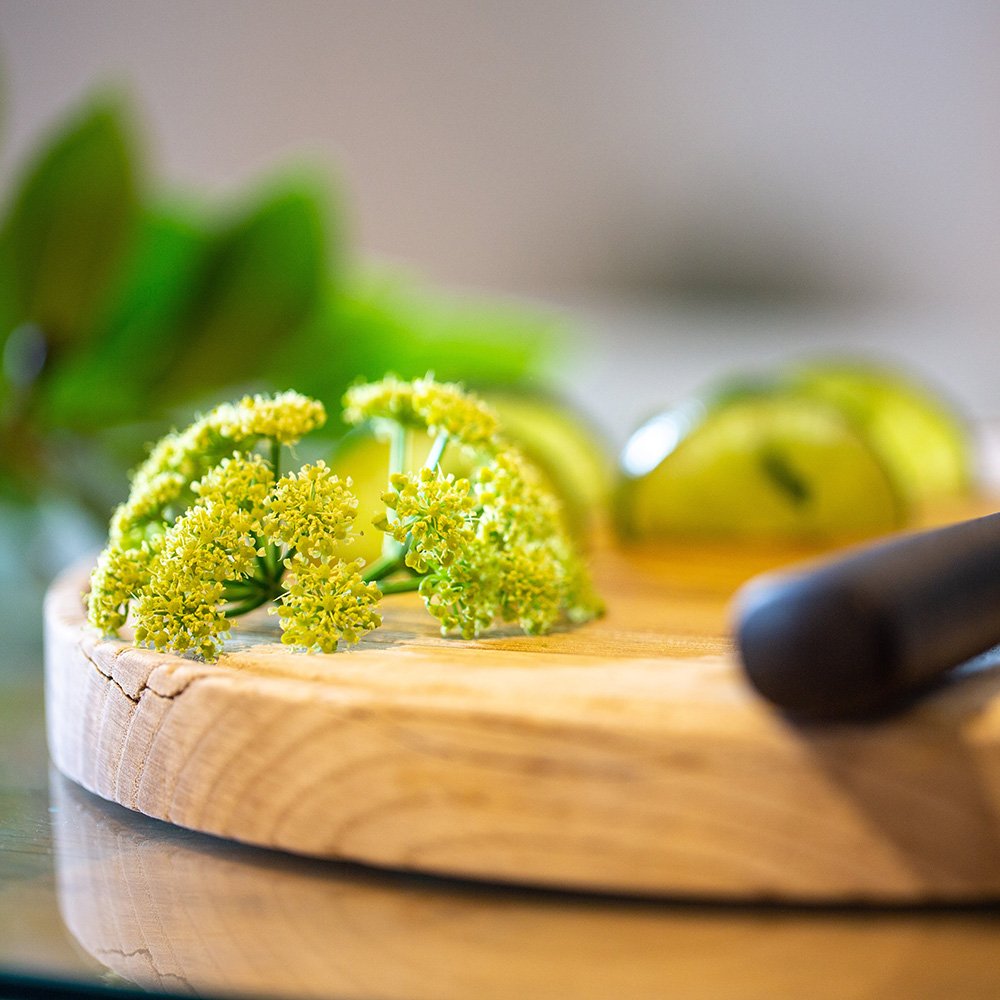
[51,772,1000,1000]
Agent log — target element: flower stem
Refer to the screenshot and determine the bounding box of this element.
[377,576,423,595]
[383,422,409,559]
[389,422,407,477]
[224,591,277,618]
[362,550,404,583]
[425,431,450,471]
[267,440,283,575]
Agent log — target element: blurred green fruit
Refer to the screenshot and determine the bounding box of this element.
[787,361,972,506]
[616,386,905,540]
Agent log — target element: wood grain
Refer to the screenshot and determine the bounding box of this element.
[43,518,1000,902]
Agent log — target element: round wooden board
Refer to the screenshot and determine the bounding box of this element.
[44,530,1000,904]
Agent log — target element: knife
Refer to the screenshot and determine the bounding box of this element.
[733,512,1000,720]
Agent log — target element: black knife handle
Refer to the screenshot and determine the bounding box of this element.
[733,512,1000,720]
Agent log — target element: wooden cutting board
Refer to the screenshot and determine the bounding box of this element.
[44,510,1000,904]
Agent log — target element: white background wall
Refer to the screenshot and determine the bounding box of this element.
[3,1,1000,434]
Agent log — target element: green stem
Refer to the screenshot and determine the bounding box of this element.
[224,591,277,618]
[256,552,273,580]
[224,562,287,617]
[425,431,450,471]
[223,580,262,600]
[362,550,404,583]
[377,576,423,595]
[389,422,407,479]
[267,440,283,577]
[383,422,410,559]
[264,536,285,579]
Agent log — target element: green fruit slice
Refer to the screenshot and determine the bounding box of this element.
[617,394,906,540]
[787,362,972,505]
[479,389,612,527]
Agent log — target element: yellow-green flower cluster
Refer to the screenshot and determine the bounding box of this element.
[88,378,602,661]
[193,452,275,510]
[128,454,272,658]
[261,463,383,652]
[381,447,602,639]
[208,390,327,445]
[344,374,499,449]
[88,544,155,634]
[111,390,325,544]
[132,500,261,659]
[381,467,477,571]
[87,393,377,661]
[261,462,357,559]
[483,453,603,630]
[275,554,382,652]
[379,467,494,636]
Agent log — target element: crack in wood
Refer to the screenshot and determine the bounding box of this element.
[93,944,193,990]
[79,646,141,705]
[77,644,201,705]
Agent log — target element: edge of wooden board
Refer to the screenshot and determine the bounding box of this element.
[44,552,1000,903]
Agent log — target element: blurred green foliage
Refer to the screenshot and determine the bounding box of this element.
[0,97,138,351]
[0,93,557,524]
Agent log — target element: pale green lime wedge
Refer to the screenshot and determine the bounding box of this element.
[616,391,906,540]
[479,389,612,524]
[330,390,611,563]
[787,362,972,505]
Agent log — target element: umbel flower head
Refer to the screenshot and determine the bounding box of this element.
[88,378,602,661]
[343,374,499,450]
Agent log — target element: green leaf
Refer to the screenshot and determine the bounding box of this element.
[39,203,209,429]
[348,268,558,380]
[157,177,330,399]
[42,178,332,428]
[0,94,140,349]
